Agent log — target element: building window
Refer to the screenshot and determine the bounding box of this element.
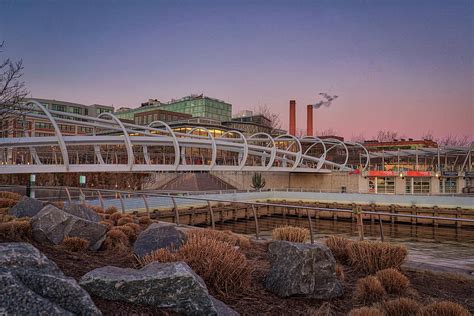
[440,178,457,193]
[376,177,395,194]
[406,177,430,194]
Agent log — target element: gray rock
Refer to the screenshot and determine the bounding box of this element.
[31,204,107,250]
[80,261,237,315]
[133,222,187,257]
[0,242,101,315]
[63,204,101,222]
[265,240,343,299]
[8,196,45,218]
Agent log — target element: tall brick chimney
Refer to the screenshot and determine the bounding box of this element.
[289,100,296,136]
[307,104,313,136]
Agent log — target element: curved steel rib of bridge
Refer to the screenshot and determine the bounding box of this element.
[0,100,370,174]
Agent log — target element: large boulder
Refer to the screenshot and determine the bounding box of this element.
[133,222,187,257]
[265,240,343,299]
[63,203,101,222]
[0,242,101,315]
[79,261,238,315]
[31,204,107,250]
[8,196,45,218]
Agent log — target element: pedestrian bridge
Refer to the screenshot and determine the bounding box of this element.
[0,100,369,174]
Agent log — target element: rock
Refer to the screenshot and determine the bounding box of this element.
[80,261,237,315]
[0,242,101,315]
[133,222,187,257]
[265,240,343,299]
[8,196,45,218]
[31,204,107,250]
[63,203,101,222]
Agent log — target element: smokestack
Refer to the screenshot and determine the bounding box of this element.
[289,100,296,136]
[307,104,313,136]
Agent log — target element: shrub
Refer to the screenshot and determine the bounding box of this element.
[60,237,89,252]
[347,241,408,274]
[137,248,179,266]
[354,276,387,305]
[378,298,421,316]
[375,268,410,294]
[0,191,21,201]
[0,198,18,208]
[272,225,310,243]
[348,307,384,316]
[0,219,31,240]
[102,229,129,250]
[99,220,114,230]
[109,212,123,223]
[138,216,151,225]
[418,301,470,316]
[325,236,352,263]
[117,216,134,226]
[185,229,250,249]
[115,225,137,241]
[105,205,118,214]
[124,222,140,233]
[137,234,252,295]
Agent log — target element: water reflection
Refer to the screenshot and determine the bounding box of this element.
[213,215,474,272]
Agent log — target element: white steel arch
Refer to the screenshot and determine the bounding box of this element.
[148,120,180,170]
[219,130,248,170]
[98,112,134,171]
[248,132,277,170]
[28,100,70,170]
[186,127,217,170]
[274,134,303,170]
[301,136,327,171]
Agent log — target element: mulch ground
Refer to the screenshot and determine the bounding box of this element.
[1,235,473,315]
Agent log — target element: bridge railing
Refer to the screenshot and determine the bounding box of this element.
[1,185,474,244]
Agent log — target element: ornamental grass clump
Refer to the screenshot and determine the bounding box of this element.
[0,198,18,208]
[418,301,470,316]
[137,234,252,295]
[0,219,31,240]
[185,228,250,249]
[116,216,134,226]
[60,236,89,252]
[272,225,310,243]
[0,191,21,201]
[102,228,129,251]
[347,240,407,274]
[114,225,137,242]
[354,276,387,305]
[378,298,421,316]
[348,307,384,316]
[325,236,353,263]
[138,215,151,225]
[105,205,118,214]
[375,268,410,294]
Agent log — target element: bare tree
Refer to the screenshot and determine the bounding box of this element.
[375,130,399,142]
[317,128,339,137]
[437,134,472,147]
[0,41,29,121]
[255,104,282,130]
[350,133,366,143]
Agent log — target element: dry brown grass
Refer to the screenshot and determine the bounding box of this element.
[347,240,408,274]
[354,276,387,305]
[137,234,252,295]
[309,302,336,316]
[114,225,137,241]
[105,205,118,214]
[376,268,410,294]
[335,264,345,282]
[109,212,123,223]
[0,191,21,201]
[418,301,470,316]
[60,236,89,252]
[99,220,114,230]
[0,198,18,208]
[138,216,151,225]
[348,307,384,316]
[325,236,353,263]
[0,219,31,240]
[117,216,134,226]
[185,228,250,249]
[102,228,130,250]
[377,298,421,316]
[0,214,16,223]
[271,225,310,243]
[124,222,140,233]
[86,204,104,214]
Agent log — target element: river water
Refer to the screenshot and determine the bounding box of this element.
[213,216,474,274]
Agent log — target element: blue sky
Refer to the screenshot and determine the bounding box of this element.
[0,0,472,138]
